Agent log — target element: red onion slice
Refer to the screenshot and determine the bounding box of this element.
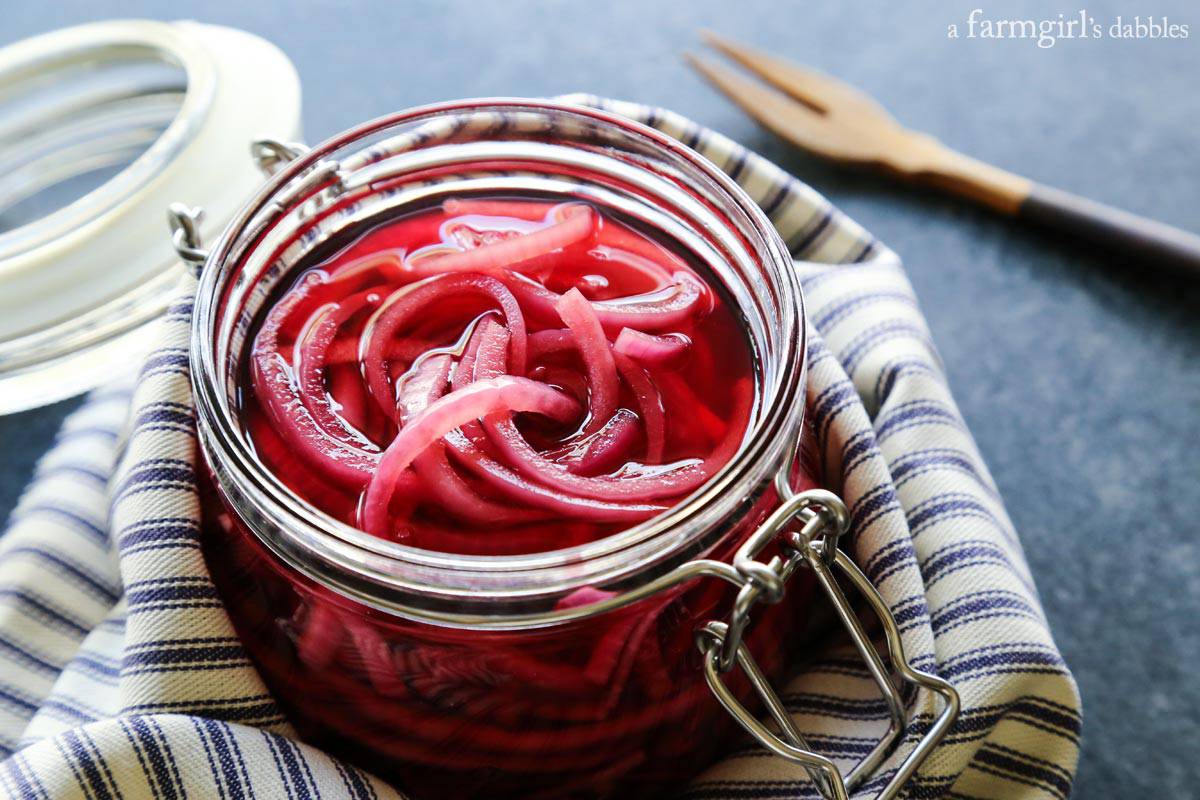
[395,353,453,423]
[503,270,708,333]
[328,250,406,282]
[295,293,381,448]
[613,328,691,365]
[527,328,574,360]
[555,289,619,433]
[396,351,549,527]
[252,280,382,487]
[446,327,665,523]
[526,330,666,464]
[413,447,550,526]
[443,198,561,221]
[587,244,674,287]
[484,417,710,502]
[442,431,666,523]
[361,377,580,535]
[469,316,707,501]
[328,364,372,438]
[406,204,594,277]
[252,350,380,487]
[546,409,641,476]
[325,336,440,367]
[613,353,666,463]
[363,274,527,418]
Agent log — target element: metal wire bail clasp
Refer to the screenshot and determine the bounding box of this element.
[252,138,311,177]
[167,203,208,269]
[710,489,849,673]
[694,488,961,800]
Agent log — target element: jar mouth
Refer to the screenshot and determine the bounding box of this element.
[192,98,806,622]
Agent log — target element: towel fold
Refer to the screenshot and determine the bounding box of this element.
[0,97,1080,800]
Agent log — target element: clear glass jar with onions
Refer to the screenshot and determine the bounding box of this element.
[191,99,850,799]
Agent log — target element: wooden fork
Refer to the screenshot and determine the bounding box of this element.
[687,32,1200,276]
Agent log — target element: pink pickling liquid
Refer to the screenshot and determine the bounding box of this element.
[239,196,757,554]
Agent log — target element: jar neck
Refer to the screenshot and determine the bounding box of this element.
[192,99,806,625]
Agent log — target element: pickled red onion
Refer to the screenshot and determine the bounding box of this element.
[442,430,667,522]
[295,294,381,448]
[469,314,708,502]
[503,270,707,333]
[252,282,382,487]
[555,289,619,433]
[361,377,580,535]
[245,197,753,549]
[613,328,690,364]
[528,330,666,462]
[548,409,641,476]
[528,328,575,359]
[363,273,527,418]
[396,353,548,527]
[613,353,666,464]
[406,204,594,276]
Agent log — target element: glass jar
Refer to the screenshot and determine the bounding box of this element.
[190,99,954,800]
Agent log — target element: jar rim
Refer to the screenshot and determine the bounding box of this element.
[191,98,807,623]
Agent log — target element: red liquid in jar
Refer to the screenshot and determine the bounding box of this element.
[205,194,817,798]
[240,197,757,553]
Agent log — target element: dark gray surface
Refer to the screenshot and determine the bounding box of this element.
[2,1,1197,796]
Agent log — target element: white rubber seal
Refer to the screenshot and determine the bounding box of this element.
[0,20,301,413]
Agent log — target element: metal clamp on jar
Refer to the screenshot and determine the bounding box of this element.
[180,99,959,800]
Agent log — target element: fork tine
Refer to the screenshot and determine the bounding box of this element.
[685,53,856,161]
[701,31,894,123]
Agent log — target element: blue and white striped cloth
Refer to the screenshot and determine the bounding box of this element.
[0,98,1080,799]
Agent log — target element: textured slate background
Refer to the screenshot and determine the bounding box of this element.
[2,1,1198,797]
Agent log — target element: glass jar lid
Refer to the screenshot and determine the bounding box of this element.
[0,19,302,414]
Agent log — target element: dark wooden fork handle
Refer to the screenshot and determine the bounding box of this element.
[1018,183,1200,276]
[910,143,1200,277]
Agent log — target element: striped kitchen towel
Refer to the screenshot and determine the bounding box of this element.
[0,97,1080,799]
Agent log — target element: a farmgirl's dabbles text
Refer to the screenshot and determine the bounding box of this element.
[241,197,756,555]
